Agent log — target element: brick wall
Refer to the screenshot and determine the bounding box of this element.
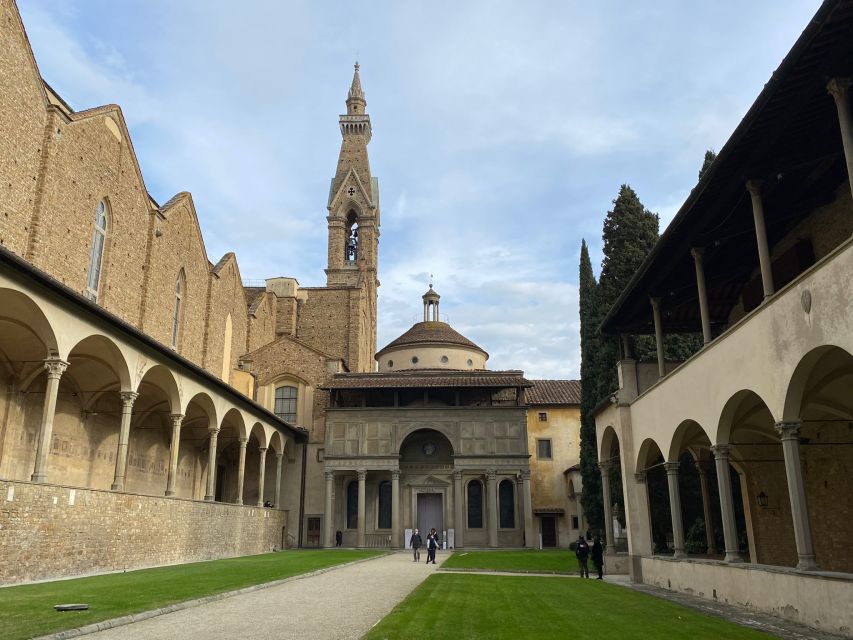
[0,479,288,584]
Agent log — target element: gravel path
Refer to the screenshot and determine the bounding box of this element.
[83,551,442,640]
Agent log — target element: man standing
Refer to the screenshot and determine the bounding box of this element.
[575,535,590,578]
[591,535,604,579]
[426,528,439,564]
[410,528,423,562]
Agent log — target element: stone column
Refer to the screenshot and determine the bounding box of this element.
[664,461,686,558]
[256,447,268,506]
[695,460,717,554]
[827,78,853,199]
[520,469,534,549]
[711,445,742,563]
[453,470,465,549]
[31,358,69,483]
[649,297,666,378]
[165,413,184,496]
[745,180,775,299]
[486,469,498,548]
[274,452,283,509]
[324,470,335,548]
[775,421,817,570]
[634,471,654,556]
[599,461,616,555]
[204,426,220,502]
[235,438,248,505]
[391,468,401,549]
[111,391,139,491]
[357,468,367,548]
[691,248,713,344]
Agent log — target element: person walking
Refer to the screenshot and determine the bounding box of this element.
[591,535,604,579]
[426,528,439,564]
[335,530,342,547]
[575,535,590,578]
[410,528,423,562]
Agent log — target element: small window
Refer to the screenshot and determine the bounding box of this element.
[274,385,298,422]
[537,439,552,460]
[411,356,419,364]
[538,411,548,422]
[571,516,579,529]
[440,355,449,364]
[85,200,108,301]
[387,359,394,368]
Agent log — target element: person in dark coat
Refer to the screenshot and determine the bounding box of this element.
[410,528,423,562]
[335,530,343,547]
[591,535,604,579]
[426,528,439,564]
[575,535,590,578]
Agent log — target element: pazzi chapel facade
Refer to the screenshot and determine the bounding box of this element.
[0,0,583,583]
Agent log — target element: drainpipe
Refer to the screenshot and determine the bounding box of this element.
[297,440,307,548]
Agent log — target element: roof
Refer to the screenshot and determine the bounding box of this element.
[527,380,581,405]
[376,321,487,357]
[601,0,853,335]
[323,369,531,390]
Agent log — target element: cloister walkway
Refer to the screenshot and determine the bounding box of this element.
[81,552,444,640]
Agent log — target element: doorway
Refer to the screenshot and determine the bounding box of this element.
[417,493,443,533]
[541,516,557,548]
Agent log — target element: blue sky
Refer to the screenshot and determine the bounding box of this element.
[19,1,819,378]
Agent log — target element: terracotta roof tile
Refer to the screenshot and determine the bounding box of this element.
[377,321,487,356]
[526,379,581,405]
[323,369,531,390]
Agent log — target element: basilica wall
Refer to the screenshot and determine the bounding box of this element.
[246,290,278,352]
[203,254,249,382]
[297,286,355,367]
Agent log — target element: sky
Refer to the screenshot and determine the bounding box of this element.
[18,0,820,379]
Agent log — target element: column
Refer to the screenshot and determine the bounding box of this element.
[165,413,184,496]
[634,471,654,556]
[256,447,268,506]
[745,180,775,299]
[391,468,401,549]
[324,470,335,548]
[204,426,220,501]
[357,468,367,548]
[827,78,853,198]
[453,470,465,549]
[274,452,283,509]
[650,297,665,377]
[691,248,712,344]
[775,421,817,570]
[599,461,616,555]
[711,444,742,563]
[695,460,717,554]
[664,461,686,558]
[235,438,248,505]
[31,358,68,483]
[520,469,534,549]
[111,391,139,491]
[486,469,498,548]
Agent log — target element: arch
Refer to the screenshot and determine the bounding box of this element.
[783,345,853,421]
[636,437,666,472]
[399,428,453,465]
[221,407,249,441]
[0,287,58,358]
[344,209,359,262]
[668,419,713,462]
[467,479,484,528]
[397,423,456,451]
[246,419,268,449]
[716,389,777,445]
[135,364,180,414]
[66,333,132,393]
[599,425,620,464]
[499,479,515,528]
[269,430,286,456]
[182,391,218,427]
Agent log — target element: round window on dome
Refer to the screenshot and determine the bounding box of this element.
[411,356,419,364]
[440,355,449,364]
[467,359,473,367]
[387,359,394,368]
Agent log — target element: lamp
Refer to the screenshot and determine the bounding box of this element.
[757,491,769,508]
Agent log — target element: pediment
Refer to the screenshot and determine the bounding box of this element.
[327,167,373,210]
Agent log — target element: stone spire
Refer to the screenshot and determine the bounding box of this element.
[346,62,366,115]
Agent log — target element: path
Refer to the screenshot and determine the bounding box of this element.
[83,551,443,640]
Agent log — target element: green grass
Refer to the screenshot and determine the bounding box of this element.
[364,574,770,640]
[0,550,381,640]
[441,549,576,573]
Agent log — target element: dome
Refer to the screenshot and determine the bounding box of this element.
[379,321,487,355]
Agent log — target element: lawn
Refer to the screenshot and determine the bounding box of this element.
[364,574,770,640]
[441,549,576,573]
[0,549,381,640]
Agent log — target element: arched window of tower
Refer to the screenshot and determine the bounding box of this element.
[345,210,359,263]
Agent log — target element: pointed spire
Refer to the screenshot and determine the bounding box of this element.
[346,61,366,115]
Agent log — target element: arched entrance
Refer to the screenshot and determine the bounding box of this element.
[399,429,454,540]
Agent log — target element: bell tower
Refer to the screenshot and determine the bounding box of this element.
[325,63,380,288]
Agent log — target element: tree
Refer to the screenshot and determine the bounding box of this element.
[698,149,717,181]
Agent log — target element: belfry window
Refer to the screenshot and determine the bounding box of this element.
[171,270,185,348]
[85,200,108,301]
[274,385,298,422]
[345,210,359,263]
[467,480,483,528]
[499,479,515,528]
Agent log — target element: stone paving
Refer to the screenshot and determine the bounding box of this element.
[82,551,444,640]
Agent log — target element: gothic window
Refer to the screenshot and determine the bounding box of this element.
[499,479,516,528]
[467,480,483,528]
[345,210,359,262]
[346,480,358,529]
[377,480,392,529]
[85,200,108,301]
[274,385,298,422]
[171,270,185,348]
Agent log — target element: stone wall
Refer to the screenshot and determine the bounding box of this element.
[0,479,288,584]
